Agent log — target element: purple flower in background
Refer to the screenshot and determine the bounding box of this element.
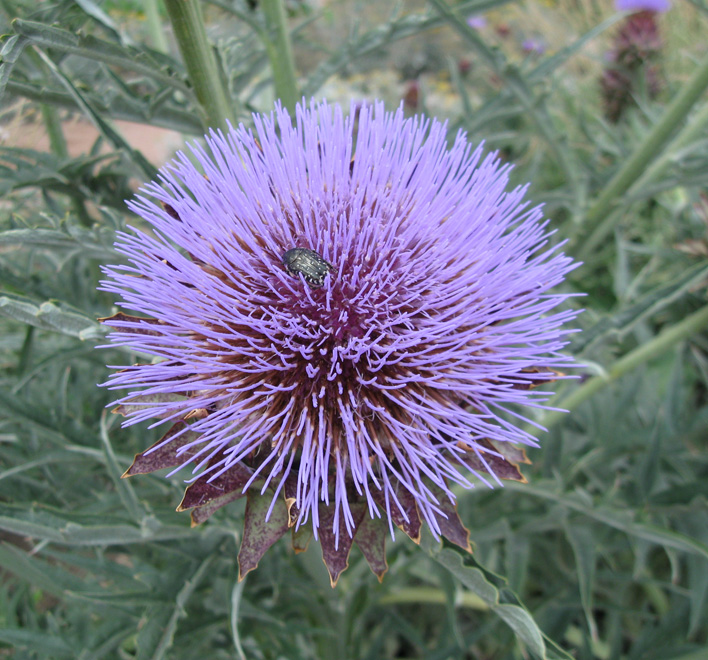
[522,38,547,55]
[101,101,578,583]
[602,6,665,121]
[615,0,670,12]
[466,15,487,29]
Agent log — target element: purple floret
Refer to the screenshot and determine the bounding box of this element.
[101,100,578,542]
[615,0,670,12]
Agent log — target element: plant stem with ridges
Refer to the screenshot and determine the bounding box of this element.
[576,51,708,260]
[163,0,235,131]
[544,303,708,428]
[262,0,299,110]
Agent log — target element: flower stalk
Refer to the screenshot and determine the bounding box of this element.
[379,587,488,610]
[261,0,299,109]
[145,0,169,54]
[577,50,708,260]
[163,0,235,131]
[543,303,708,429]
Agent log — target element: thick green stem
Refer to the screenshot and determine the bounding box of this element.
[630,99,708,194]
[30,48,95,225]
[543,303,708,429]
[163,0,235,131]
[145,0,169,54]
[578,101,708,264]
[261,0,299,110]
[379,587,488,610]
[576,51,708,259]
[40,103,68,159]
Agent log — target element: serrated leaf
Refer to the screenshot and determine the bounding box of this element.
[0,227,116,259]
[0,505,194,546]
[0,33,28,98]
[570,261,708,354]
[564,522,598,640]
[34,48,157,180]
[73,0,124,39]
[136,605,171,660]
[493,604,546,658]
[5,79,204,134]
[135,555,214,660]
[0,543,71,598]
[0,629,73,657]
[435,549,499,605]
[12,19,189,93]
[436,549,550,657]
[0,294,103,339]
[301,0,514,97]
[515,483,708,561]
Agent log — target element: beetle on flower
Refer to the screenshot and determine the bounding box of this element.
[100,100,579,585]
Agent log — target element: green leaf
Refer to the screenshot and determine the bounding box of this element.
[100,412,145,522]
[0,505,196,546]
[135,555,216,660]
[0,629,73,657]
[34,48,158,180]
[5,80,205,134]
[0,543,72,598]
[136,606,172,660]
[435,549,549,657]
[0,227,116,260]
[12,19,190,94]
[435,549,499,605]
[564,522,598,639]
[511,483,708,561]
[0,33,28,99]
[0,293,103,340]
[651,480,708,505]
[230,578,248,660]
[494,604,546,658]
[570,261,708,354]
[72,0,129,42]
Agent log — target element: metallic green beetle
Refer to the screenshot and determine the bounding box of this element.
[281,247,333,287]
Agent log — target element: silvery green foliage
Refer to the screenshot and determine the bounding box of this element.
[1,1,708,659]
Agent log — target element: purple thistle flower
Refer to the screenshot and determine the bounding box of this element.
[615,0,670,12]
[100,100,579,583]
[466,15,487,30]
[601,9,664,122]
[522,38,547,55]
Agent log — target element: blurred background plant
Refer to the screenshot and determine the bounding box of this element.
[1,0,708,658]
